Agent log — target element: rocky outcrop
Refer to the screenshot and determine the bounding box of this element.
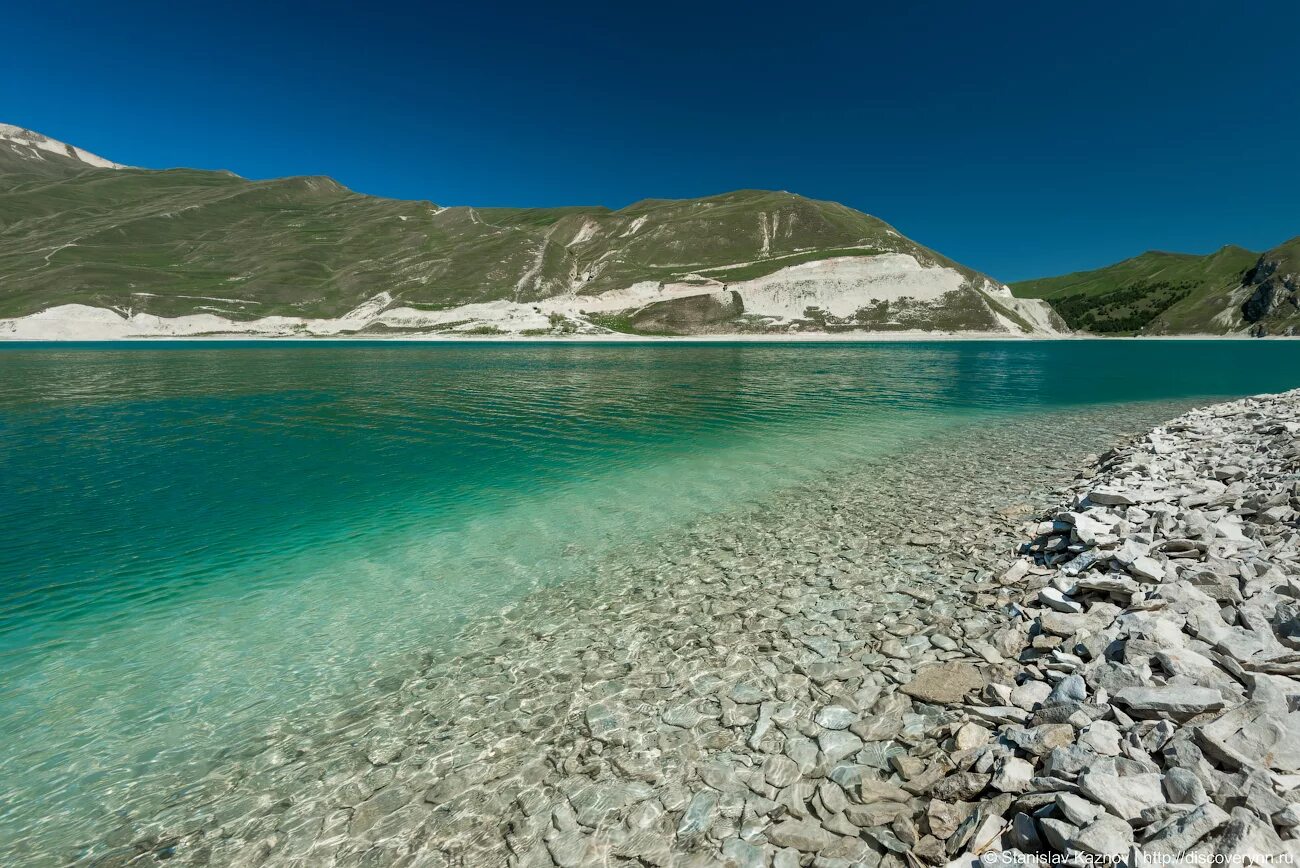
[1242,260,1300,325]
[1240,240,1300,335]
[626,290,744,335]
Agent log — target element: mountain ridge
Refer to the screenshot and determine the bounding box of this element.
[0,123,1063,339]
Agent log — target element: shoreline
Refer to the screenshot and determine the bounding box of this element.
[56,397,1278,867]
[952,387,1300,863]
[12,392,1295,865]
[0,331,1291,345]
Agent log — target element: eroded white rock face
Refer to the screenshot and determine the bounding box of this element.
[4,305,134,339]
[0,255,1062,339]
[985,287,1065,334]
[729,254,968,320]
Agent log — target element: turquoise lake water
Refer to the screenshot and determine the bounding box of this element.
[3,339,1300,860]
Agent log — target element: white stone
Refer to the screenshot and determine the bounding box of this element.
[1039,587,1083,614]
[1078,772,1165,822]
[1128,555,1166,582]
[991,757,1033,793]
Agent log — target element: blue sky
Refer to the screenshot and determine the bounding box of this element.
[5,0,1298,281]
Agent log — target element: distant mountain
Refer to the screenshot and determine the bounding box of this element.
[1011,242,1300,335]
[1010,246,1257,335]
[0,123,126,173]
[0,124,1061,339]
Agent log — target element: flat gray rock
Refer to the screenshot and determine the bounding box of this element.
[675,790,717,838]
[1142,803,1230,857]
[1114,685,1226,720]
[762,754,800,788]
[1078,771,1165,822]
[1056,792,1102,826]
[991,756,1033,793]
[720,837,765,868]
[900,661,985,704]
[818,729,864,764]
[1070,813,1133,858]
[814,705,858,730]
[1195,699,1300,773]
[1010,679,1052,711]
[766,818,837,852]
[1039,587,1083,614]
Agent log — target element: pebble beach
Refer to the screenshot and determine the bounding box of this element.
[66,391,1300,867]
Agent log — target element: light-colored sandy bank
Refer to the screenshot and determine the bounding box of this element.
[0,254,1075,341]
[0,299,1277,343]
[0,326,1279,343]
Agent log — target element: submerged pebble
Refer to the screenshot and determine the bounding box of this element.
[65,393,1300,866]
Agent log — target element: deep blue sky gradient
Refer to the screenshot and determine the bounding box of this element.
[5,0,1299,280]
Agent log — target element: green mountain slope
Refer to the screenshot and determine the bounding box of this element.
[1010,246,1258,334]
[0,164,448,319]
[0,124,1061,337]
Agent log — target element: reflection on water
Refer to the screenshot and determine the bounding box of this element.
[1,339,1299,860]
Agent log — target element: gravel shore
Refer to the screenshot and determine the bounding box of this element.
[961,388,1300,864]
[83,395,1300,867]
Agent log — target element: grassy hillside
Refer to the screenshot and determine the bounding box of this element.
[0,124,1067,338]
[1010,246,1257,334]
[0,164,453,319]
[0,141,993,323]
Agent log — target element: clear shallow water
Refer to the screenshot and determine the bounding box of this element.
[2,339,1300,860]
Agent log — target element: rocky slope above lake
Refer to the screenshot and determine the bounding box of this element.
[0,124,1060,339]
[1012,240,1300,337]
[1237,239,1300,336]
